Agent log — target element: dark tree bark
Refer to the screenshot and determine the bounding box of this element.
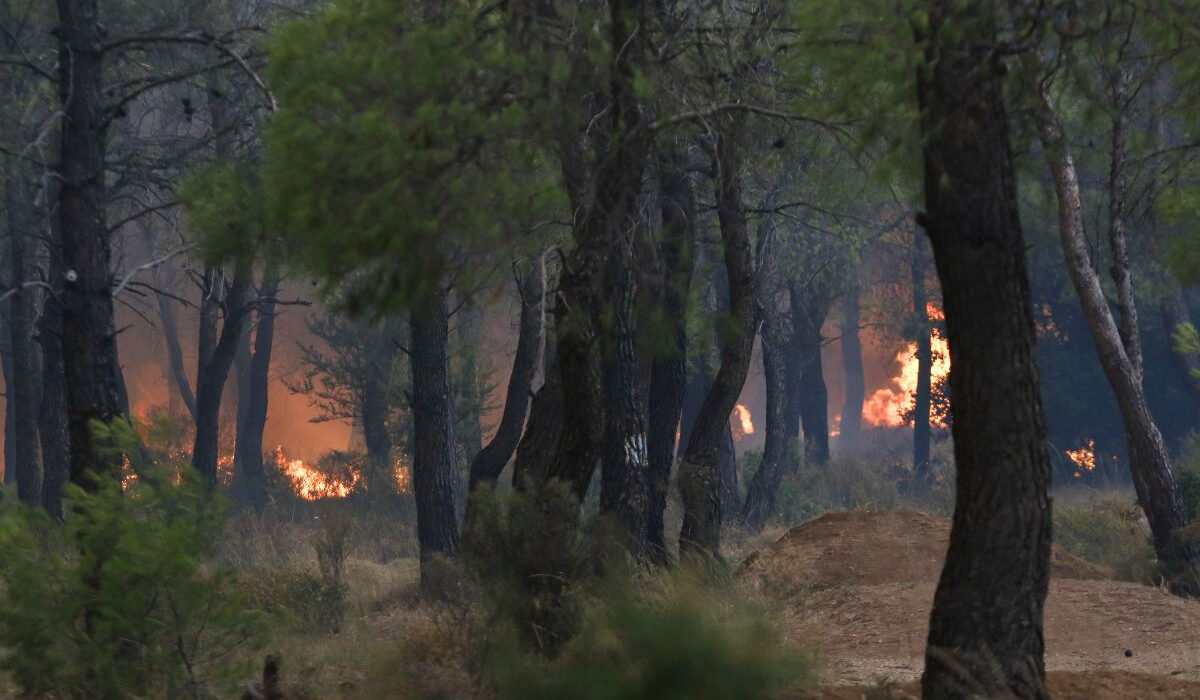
[677,127,756,560]
[839,279,864,449]
[410,287,461,585]
[57,0,127,487]
[235,274,278,511]
[158,285,197,419]
[360,332,393,496]
[790,283,831,466]
[917,5,1053,697]
[912,231,933,481]
[6,179,42,504]
[456,299,484,464]
[39,174,68,517]
[742,261,788,531]
[191,261,253,482]
[541,0,652,505]
[512,324,560,492]
[646,155,696,561]
[599,220,651,554]
[467,262,542,495]
[2,316,14,485]
[1036,74,1200,592]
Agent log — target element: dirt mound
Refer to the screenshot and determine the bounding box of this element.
[739,510,1200,690]
[737,510,1105,598]
[799,671,1200,699]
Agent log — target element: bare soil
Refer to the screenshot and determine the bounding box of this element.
[739,510,1200,698]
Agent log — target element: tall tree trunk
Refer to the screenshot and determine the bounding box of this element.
[1037,80,1200,591]
[6,179,42,503]
[39,177,69,518]
[361,337,393,497]
[410,288,461,586]
[646,155,696,561]
[918,5,1053,697]
[158,288,197,419]
[467,262,542,494]
[677,127,756,560]
[742,268,788,531]
[456,299,484,465]
[912,231,933,481]
[235,274,278,511]
[2,316,14,485]
[57,0,127,487]
[599,222,650,554]
[190,262,252,482]
[790,283,831,466]
[839,279,864,449]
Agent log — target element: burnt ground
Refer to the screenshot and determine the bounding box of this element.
[738,510,1200,699]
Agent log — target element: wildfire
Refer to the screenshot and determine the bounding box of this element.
[732,403,755,441]
[862,332,951,428]
[1066,439,1097,478]
[273,446,359,500]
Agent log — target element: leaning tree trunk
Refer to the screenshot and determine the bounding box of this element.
[410,288,461,587]
[467,261,542,496]
[1037,81,1200,592]
[645,153,696,562]
[7,179,43,504]
[918,5,1054,697]
[839,279,865,449]
[234,274,278,511]
[912,231,933,482]
[677,127,756,561]
[57,0,127,487]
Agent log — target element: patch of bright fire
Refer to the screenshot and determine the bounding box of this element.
[273,446,412,501]
[862,302,950,428]
[732,403,756,441]
[1066,440,1097,478]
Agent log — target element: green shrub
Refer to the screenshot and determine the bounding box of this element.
[490,572,812,700]
[1054,494,1156,583]
[0,420,263,698]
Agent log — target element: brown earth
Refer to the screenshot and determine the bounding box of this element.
[739,510,1200,699]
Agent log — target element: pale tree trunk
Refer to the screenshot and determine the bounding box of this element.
[1037,79,1200,591]
[839,279,864,449]
[918,4,1053,696]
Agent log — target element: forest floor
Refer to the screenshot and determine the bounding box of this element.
[737,510,1200,699]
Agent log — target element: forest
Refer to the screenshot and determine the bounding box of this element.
[3,0,1200,697]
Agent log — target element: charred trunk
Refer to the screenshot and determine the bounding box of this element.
[677,128,756,560]
[467,262,542,495]
[235,274,278,511]
[645,154,696,561]
[57,0,127,487]
[912,232,933,481]
[6,179,42,504]
[918,6,1053,696]
[742,286,788,531]
[512,322,560,492]
[790,283,830,467]
[410,287,461,583]
[39,180,68,517]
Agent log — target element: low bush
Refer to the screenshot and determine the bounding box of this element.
[1054,493,1156,583]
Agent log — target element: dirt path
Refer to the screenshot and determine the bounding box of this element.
[739,510,1200,697]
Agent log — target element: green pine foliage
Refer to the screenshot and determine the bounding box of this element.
[0,420,264,698]
[262,0,561,315]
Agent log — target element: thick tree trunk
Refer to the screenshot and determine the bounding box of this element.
[39,183,69,518]
[839,280,864,449]
[677,128,756,560]
[455,299,484,464]
[2,317,14,485]
[1037,82,1200,591]
[6,179,42,504]
[57,0,127,487]
[467,262,542,495]
[741,292,788,531]
[912,232,933,481]
[599,222,651,554]
[410,288,461,584]
[191,262,252,482]
[917,6,1053,697]
[645,155,696,561]
[235,274,278,511]
[790,283,831,466]
[512,354,560,492]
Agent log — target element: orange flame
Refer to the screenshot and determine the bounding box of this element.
[1066,440,1097,478]
[862,332,950,428]
[274,446,359,500]
[732,403,755,441]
